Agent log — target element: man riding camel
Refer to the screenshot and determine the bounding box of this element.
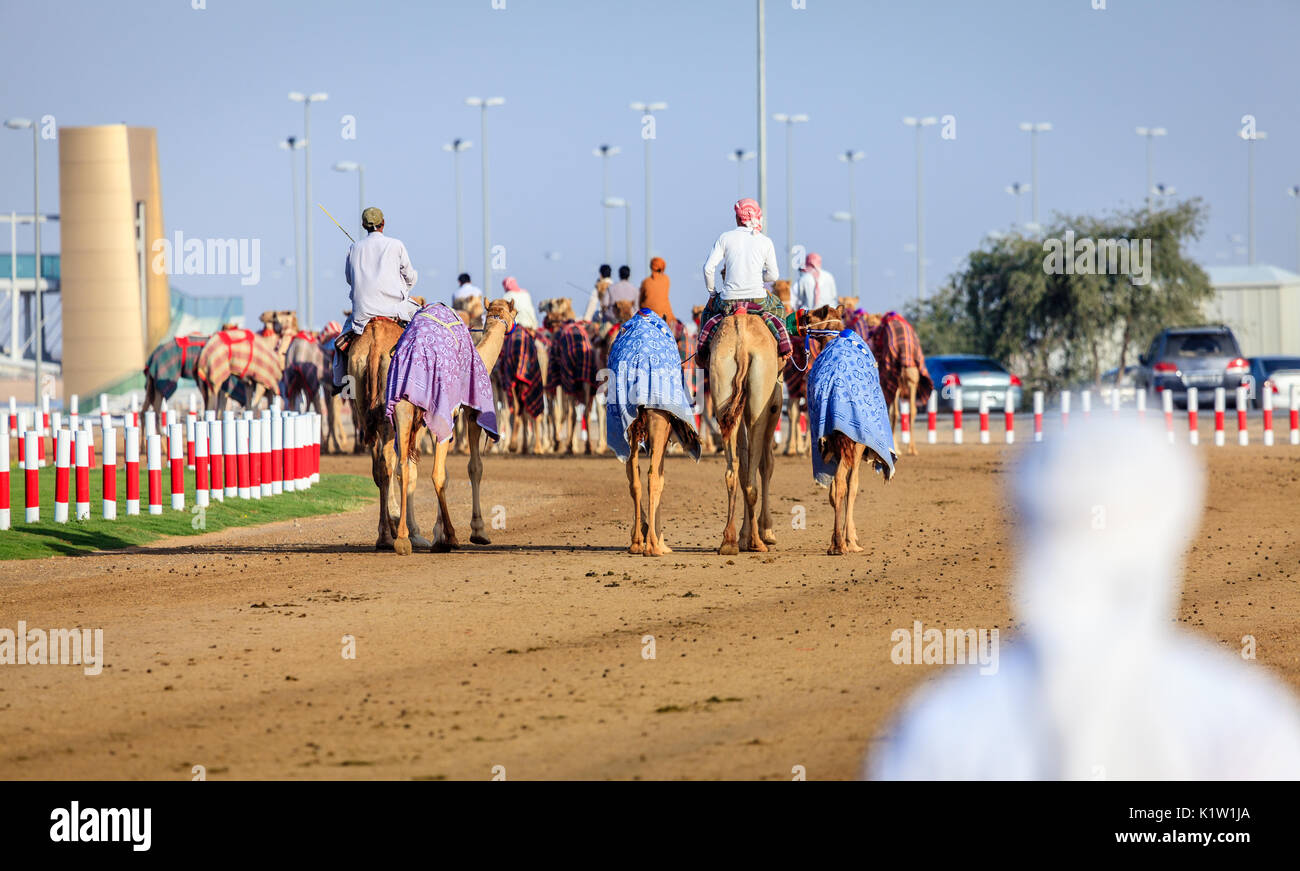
[331,207,424,391]
[698,198,791,364]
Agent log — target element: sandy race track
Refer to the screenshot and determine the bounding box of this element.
[2,441,1298,781]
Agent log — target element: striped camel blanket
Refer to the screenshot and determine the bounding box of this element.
[807,329,897,486]
[196,329,283,395]
[497,326,545,418]
[695,297,793,365]
[144,333,209,399]
[386,303,498,444]
[604,310,701,463]
[552,321,597,398]
[867,311,933,409]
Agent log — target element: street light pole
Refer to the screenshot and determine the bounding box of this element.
[467,97,505,295]
[630,102,667,268]
[332,161,366,238]
[593,144,621,265]
[279,137,306,317]
[442,139,472,275]
[838,150,864,298]
[289,91,328,327]
[772,113,808,279]
[5,118,41,402]
[1019,121,1052,227]
[1241,126,1267,265]
[1135,127,1167,215]
[728,149,756,200]
[904,116,937,300]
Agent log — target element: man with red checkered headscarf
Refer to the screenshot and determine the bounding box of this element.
[700,198,786,323]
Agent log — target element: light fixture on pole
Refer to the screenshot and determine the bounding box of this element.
[771,112,809,279]
[629,101,667,268]
[1152,183,1177,200]
[5,117,42,402]
[1240,125,1267,265]
[603,197,632,270]
[728,149,756,199]
[903,116,937,300]
[278,136,307,316]
[592,144,621,265]
[1135,127,1167,215]
[289,91,328,327]
[331,161,366,238]
[1018,121,1052,227]
[466,97,505,294]
[442,139,473,275]
[1005,182,1030,229]
[837,150,865,298]
[1287,185,1300,273]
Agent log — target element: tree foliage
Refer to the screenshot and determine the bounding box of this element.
[905,200,1214,391]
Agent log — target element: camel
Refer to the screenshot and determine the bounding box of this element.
[864,312,933,457]
[142,332,209,418]
[586,298,637,455]
[346,297,426,550]
[691,304,724,454]
[388,298,518,555]
[782,304,846,457]
[708,306,782,555]
[195,328,284,413]
[496,323,552,455]
[281,332,348,453]
[542,298,597,454]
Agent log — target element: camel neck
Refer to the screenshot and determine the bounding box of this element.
[475,320,509,369]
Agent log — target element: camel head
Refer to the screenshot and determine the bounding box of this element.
[272,310,299,336]
[611,299,636,323]
[806,303,846,356]
[541,297,575,329]
[258,310,277,333]
[483,297,518,332]
[772,280,792,314]
[692,304,706,327]
[865,312,884,330]
[839,296,859,313]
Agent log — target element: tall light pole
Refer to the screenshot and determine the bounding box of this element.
[630,101,667,269]
[1241,125,1267,265]
[279,136,306,317]
[1287,186,1300,273]
[1018,121,1052,228]
[603,197,632,271]
[4,118,41,402]
[466,97,505,295]
[904,116,937,300]
[1005,182,1030,229]
[728,149,756,199]
[289,91,327,327]
[332,160,366,238]
[837,150,864,298]
[771,113,809,278]
[1135,126,1167,215]
[442,139,472,275]
[757,0,767,221]
[592,144,621,265]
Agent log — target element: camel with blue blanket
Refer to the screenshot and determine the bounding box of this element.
[604,309,702,556]
[806,328,898,555]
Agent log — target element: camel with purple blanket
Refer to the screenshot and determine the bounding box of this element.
[387,299,518,554]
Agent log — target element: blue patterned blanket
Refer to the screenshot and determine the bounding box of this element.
[807,329,897,485]
[604,310,702,463]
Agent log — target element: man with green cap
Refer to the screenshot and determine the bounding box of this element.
[331,207,424,389]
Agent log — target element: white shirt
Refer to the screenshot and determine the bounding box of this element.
[702,227,779,299]
[344,231,418,333]
[453,282,482,304]
[505,290,538,329]
[794,268,839,310]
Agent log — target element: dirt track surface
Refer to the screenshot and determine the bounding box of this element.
[3,443,1299,780]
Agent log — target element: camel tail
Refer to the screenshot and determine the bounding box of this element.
[363,331,385,445]
[716,310,750,440]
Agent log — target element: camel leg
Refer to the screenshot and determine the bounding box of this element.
[759,383,780,546]
[782,392,798,457]
[845,444,866,552]
[645,411,673,556]
[430,436,459,552]
[906,370,920,457]
[583,388,594,455]
[372,436,396,549]
[718,421,741,555]
[740,420,767,553]
[626,427,645,555]
[392,401,415,556]
[468,415,491,545]
[827,448,849,555]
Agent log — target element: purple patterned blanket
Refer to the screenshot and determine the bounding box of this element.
[385,303,498,444]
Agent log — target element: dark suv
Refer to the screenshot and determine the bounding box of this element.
[1135,326,1249,408]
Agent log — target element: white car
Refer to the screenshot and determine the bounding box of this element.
[1246,357,1300,409]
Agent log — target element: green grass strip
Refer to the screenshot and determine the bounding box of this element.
[0,463,373,560]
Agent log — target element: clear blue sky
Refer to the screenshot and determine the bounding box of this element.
[3,0,1298,324]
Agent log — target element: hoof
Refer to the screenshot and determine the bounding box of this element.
[827,545,845,556]
[393,537,413,556]
[375,538,393,551]
[846,543,864,553]
[410,533,432,549]
[717,543,739,556]
[761,529,777,546]
[430,539,453,553]
[628,542,645,555]
[744,540,769,553]
[907,445,919,457]
[470,533,491,545]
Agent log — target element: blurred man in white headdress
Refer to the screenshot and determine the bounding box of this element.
[868,417,1300,780]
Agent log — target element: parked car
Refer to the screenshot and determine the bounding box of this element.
[1134,326,1248,408]
[1246,356,1300,409]
[926,355,1024,411]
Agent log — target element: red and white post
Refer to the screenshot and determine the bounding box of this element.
[926,392,937,445]
[1060,390,1071,432]
[1033,391,1044,443]
[74,427,90,520]
[283,412,297,493]
[1262,382,1275,447]
[1081,389,1092,421]
[24,431,39,523]
[952,388,964,445]
[39,393,49,467]
[186,411,197,470]
[1136,389,1146,421]
[248,418,262,500]
[147,433,162,515]
[125,427,140,516]
[102,419,117,519]
[1213,387,1226,447]
[236,418,251,500]
[1162,389,1174,443]
[223,414,238,500]
[899,400,911,450]
[195,418,209,509]
[0,418,9,530]
[1004,390,1015,445]
[260,410,273,498]
[1236,386,1249,446]
[978,392,990,445]
[169,422,185,510]
[54,429,71,523]
[1290,386,1299,446]
[311,412,321,483]
[1187,387,1199,446]
[208,416,224,503]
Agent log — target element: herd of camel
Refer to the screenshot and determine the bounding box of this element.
[141,293,926,556]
